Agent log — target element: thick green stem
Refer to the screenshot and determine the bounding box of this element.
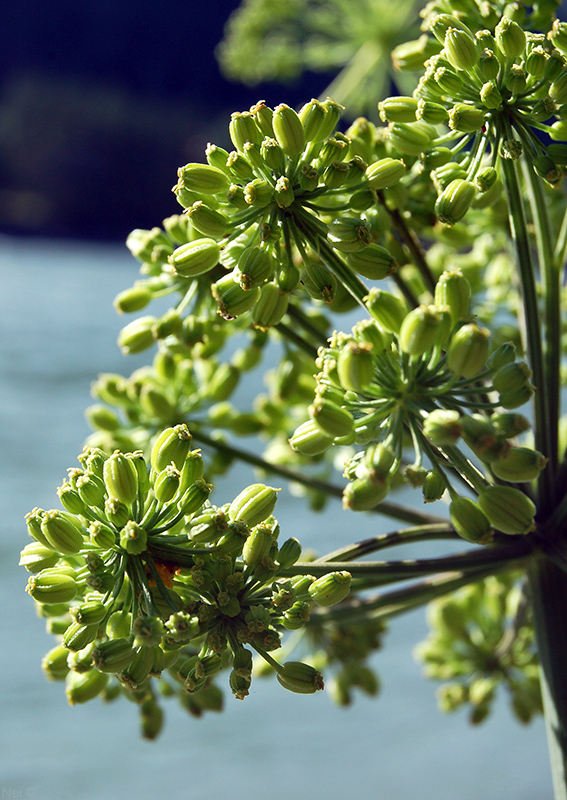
[528,558,567,800]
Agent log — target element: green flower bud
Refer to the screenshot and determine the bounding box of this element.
[25,508,52,547]
[177,163,230,195]
[26,569,78,604]
[282,600,311,630]
[63,621,99,652]
[19,541,59,573]
[66,668,108,705]
[449,496,493,543]
[505,65,527,94]
[445,28,479,70]
[93,638,136,673]
[104,496,130,528]
[337,341,375,392]
[272,104,305,156]
[435,179,476,226]
[423,409,463,446]
[495,17,526,59]
[119,521,147,554]
[429,14,473,44]
[365,157,406,189]
[113,285,152,314]
[346,243,395,280]
[399,305,448,355]
[277,661,324,694]
[252,282,289,329]
[491,447,548,482]
[298,162,320,191]
[226,182,248,209]
[117,315,156,355]
[168,238,220,278]
[212,273,260,319]
[229,483,279,527]
[289,419,334,455]
[205,142,230,172]
[317,134,349,168]
[493,361,534,408]
[379,96,418,123]
[323,161,350,190]
[178,450,205,494]
[153,464,181,504]
[229,111,262,152]
[250,101,274,137]
[42,644,71,681]
[151,424,192,472]
[41,509,85,555]
[422,470,447,502]
[234,247,273,291]
[480,81,503,109]
[260,137,285,173]
[478,485,536,534]
[342,475,390,510]
[447,324,490,377]
[88,521,116,549]
[103,451,138,506]
[309,397,354,438]
[57,482,87,515]
[365,288,407,333]
[315,97,343,140]
[308,571,351,607]
[434,66,463,96]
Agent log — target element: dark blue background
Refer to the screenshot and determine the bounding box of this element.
[0,1,328,241]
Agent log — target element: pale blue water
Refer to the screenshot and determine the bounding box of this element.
[0,236,552,799]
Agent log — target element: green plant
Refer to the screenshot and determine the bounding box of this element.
[21,0,567,795]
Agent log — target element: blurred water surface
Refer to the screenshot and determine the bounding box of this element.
[0,236,552,799]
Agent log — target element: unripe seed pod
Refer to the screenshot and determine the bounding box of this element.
[103,451,138,505]
[242,524,274,568]
[42,644,71,681]
[423,408,462,446]
[365,157,406,189]
[41,509,84,555]
[449,104,485,133]
[493,361,534,408]
[168,238,220,278]
[26,569,78,604]
[229,483,279,527]
[71,600,107,626]
[461,414,508,462]
[337,341,375,392]
[117,316,156,355]
[435,179,476,226]
[491,412,531,438]
[205,142,230,172]
[277,661,324,693]
[435,269,471,323]
[308,571,352,607]
[76,472,106,507]
[478,48,500,81]
[212,274,260,319]
[447,323,490,377]
[151,424,192,472]
[301,261,337,304]
[234,247,273,290]
[289,419,334,455]
[178,479,213,516]
[272,104,305,156]
[63,621,99,652]
[475,166,498,192]
[113,285,152,314]
[299,98,328,142]
[253,282,289,329]
[207,363,240,402]
[487,342,516,371]
[416,100,449,125]
[422,470,447,502]
[66,669,108,705]
[480,81,503,109]
[445,28,478,70]
[119,520,147,554]
[177,163,230,195]
[229,111,263,152]
[309,397,354,438]
[260,137,285,173]
[277,537,302,568]
[346,243,396,280]
[154,464,181,503]
[57,483,87,515]
[93,638,137,673]
[491,447,548,482]
[379,96,418,123]
[478,485,536,534]
[495,17,526,59]
[186,202,228,239]
[342,475,391,510]
[365,288,407,333]
[88,521,116,549]
[450,496,493,543]
[19,541,59,573]
[399,305,447,355]
[386,121,434,156]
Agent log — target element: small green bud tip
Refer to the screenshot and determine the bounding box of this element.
[277,661,324,694]
[228,483,279,528]
[308,571,352,607]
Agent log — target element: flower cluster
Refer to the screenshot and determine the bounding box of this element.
[415,573,542,725]
[22,425,355,737]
